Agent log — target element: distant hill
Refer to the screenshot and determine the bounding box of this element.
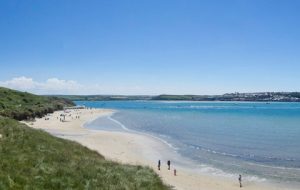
[153,92,300,102]
[152,95,219,101]
[54,92,300,102]
[52,95,153,101]
[0,87,74,120]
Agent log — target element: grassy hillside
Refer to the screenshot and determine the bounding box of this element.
[152,95,197,101]
[0,87,170,190]
[0,118,168,189]
[0,87,74,120]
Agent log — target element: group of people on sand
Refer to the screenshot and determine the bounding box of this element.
[158,160,243,188]
[157,160,177,176]
[55,111,81,122]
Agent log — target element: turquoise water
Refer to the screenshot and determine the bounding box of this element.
[76,101,300,185]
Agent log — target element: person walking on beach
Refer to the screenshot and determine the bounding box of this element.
[174,169,177,176]
[238,174,242,188]
[158,160,161,170]
[167,160,171,170]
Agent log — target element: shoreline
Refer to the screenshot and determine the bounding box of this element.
[23,108,294,190]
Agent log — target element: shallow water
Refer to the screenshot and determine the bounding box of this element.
[77,101,300,186]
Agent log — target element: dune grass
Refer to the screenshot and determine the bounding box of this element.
[0,117,170,190]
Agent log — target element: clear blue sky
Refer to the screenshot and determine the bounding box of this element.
[0,0,299,95]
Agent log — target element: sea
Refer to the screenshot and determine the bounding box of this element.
[76,100,300,187]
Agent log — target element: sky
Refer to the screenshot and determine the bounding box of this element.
[0,0,300,95]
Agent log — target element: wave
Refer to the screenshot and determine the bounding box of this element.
[187,143,300,169]
[197,164,267,182]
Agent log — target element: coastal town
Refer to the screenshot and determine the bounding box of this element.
[152,92,300,102]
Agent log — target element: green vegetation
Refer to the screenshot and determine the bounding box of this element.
[0,87,170,189]
[0,118,169,189]
[153,93,300,102]
[151,95,217,101]
[52,95,153,101]
[0,87,74,120]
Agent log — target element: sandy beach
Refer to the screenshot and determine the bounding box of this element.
[23,108,293,190]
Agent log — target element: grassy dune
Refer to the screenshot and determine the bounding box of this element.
[0,87,170,190]
[0,118,168,189]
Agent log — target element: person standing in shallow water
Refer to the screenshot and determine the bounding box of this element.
[167,160,171,170]
[158,160,161,170]
[238,174,242,188]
